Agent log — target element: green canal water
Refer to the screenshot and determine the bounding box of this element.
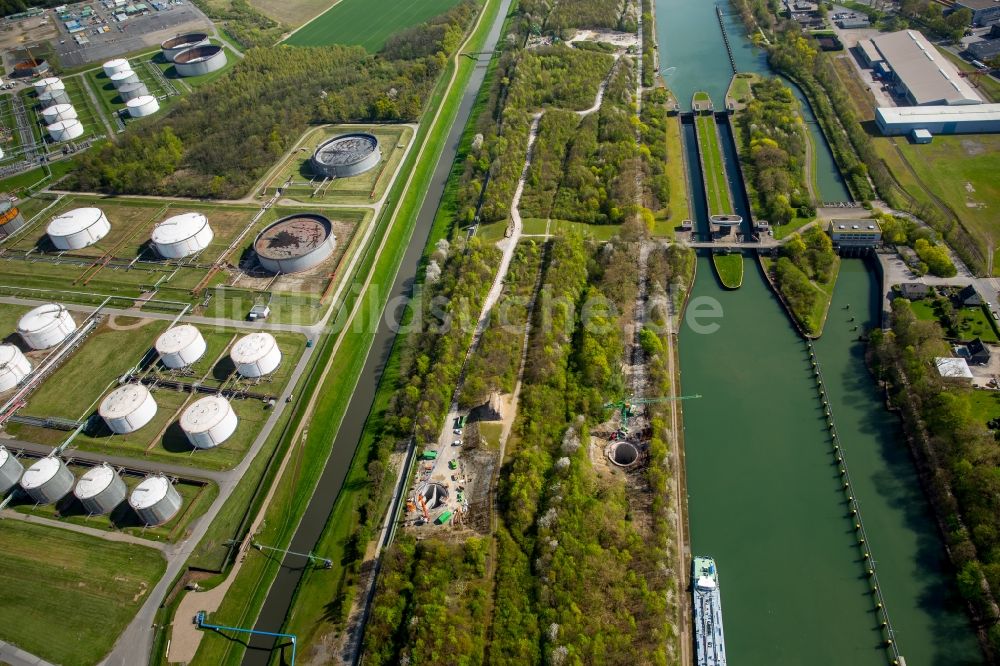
[663,0,983,662]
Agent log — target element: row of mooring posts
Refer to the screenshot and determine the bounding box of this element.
[715,6,738,75]
[807,338,905,666]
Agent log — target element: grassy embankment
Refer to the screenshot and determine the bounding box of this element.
[184,0,506,662]
[712,252,744,288]
[0,521,166,666]
[694,112,732,217]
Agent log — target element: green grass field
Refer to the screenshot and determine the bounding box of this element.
[285,0,462,50]
[712,253,743,289]
[0,520,165,666]
[695,113,732,217]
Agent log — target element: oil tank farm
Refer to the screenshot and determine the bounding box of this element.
[46,119,84,142]
[173,45,227,77]
[181,395,238,449]
[118,82,149,102]
[110,69,140,89]
[231,332,282,378]
[38,89,70,108]
[129,474,181,525]
[161,32,210,62]
[99,384,158,434]
[73,463,127,515]
[126,95,159,119]
[33,77,64,96]
[0,344,32,392]
[20,456,74,504]
[151,212,213,258]
[103,58,131,78]
[18,303,76,350]
[0,446,24,494]
[253,213,336,274]
[311,133,381,178]
[0,201,26,238]
[46,207,110,249]
[41,103,78,124]
[155,324,207,369]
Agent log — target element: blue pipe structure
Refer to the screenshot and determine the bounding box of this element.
[195,612,297,665]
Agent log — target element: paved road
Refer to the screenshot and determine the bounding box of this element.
[0,640,57,666]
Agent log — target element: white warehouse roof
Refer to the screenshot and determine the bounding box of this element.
[935,357,974,380]
[877,103,1000,125]
[867,31,981,105]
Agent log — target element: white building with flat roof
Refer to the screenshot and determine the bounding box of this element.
[876,103,1000,135]
[936,357,974,383]
[861,31,982,106]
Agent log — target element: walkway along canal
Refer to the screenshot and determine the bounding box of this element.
[665,0,982,662]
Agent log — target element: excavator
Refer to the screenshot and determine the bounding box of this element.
[603,394,702,434]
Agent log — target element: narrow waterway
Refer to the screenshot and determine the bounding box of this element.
[665,0,982,662]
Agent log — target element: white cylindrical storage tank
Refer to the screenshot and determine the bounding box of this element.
[126,95,159,119]
[155,324,207,369]
[151,212,213,259]
[231,332,281,378]
[118,81,149,102]
[20,456,74,504]
[110,69,139,89]
[74,463,127,515]
[38,89,71,108]
[99,384,157,434]
[33,76,64,95]
[41,103,78,124]
[0,344,32,392]
[46,119,84,142]
[17,303,77,350]
[103,58,130,77]
[181,395,238,449]
[129,475,181,526]
[0,446,24,495]
[46,207,110,250]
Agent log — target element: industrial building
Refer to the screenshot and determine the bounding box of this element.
[47,207,111,250]
[17,303,77,350]
[129,474,181,525]
[155,324,207,368]
[253,213,336,274]
[311,133,382,178]
[0,344,32,392]
[967,38,1000,62]
[955,0,1000,27]
[828,220,882,249]
[99,383,158,434]
[173,45,227,77]
[20,456,74,504]
[0,446,24,495]
[161,32,210,62]
[230,332,282,377]
[875,104,1000,135]
[151,212,213,258]
[858,31,982,106]
[180,395,238,449]
[73,463,127,514]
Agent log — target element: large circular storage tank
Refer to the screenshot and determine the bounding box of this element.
[103,58,130,78]
[0,446,24,495]
[231,332,282,378]
[151,212,213,258]
[0,202,26,238]
[17,303,76,350]
[20,457,74,504]
[173,45,227,77]
[46,119,84,142]
[0,344,32,392]
[38,89,70,108]
[33,76,64,95]
[126,95,159,118]
[129,475,181,525]
[161,32,210,62]
[110,69,140,89]
[46,207,110,250]
[99,384,157,434]
[41,103,78,124]
[118,81,149,102]
[181,395,238,449]
[155,324,206,369]
[311,133,381,179]
[253,214,336,274]
[74,463,127,514]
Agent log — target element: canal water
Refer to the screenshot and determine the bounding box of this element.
[664,0,982,663]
